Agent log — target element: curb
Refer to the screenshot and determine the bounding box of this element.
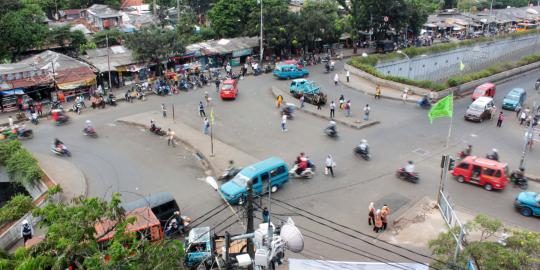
[340,76,422,104]
[526,174,540,183]
[116,120,217,178]
[270,86,381,130]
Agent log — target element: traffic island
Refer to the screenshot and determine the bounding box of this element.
[270,86,380,130]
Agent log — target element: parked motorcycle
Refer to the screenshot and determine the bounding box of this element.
[353,146,370,161]
[396,168,419,183]
[107,94,117,106]
[51,144,71,157]
[72,102,83,115]
[149,126,167,136]
[164,214,191,239]
[510,170,528,190]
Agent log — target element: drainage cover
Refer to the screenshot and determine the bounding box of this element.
[413,148,430,156]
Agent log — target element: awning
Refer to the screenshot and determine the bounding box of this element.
[116,64,147,72]
[0,88,25,96]
[57,76,96,90]
[423,23,437,28]
[453,26,463,31]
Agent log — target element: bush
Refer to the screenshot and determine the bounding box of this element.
[5,149,43,186]
[0,141,22,166]
[0,194,34,225]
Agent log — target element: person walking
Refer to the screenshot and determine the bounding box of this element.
[375,85,381,99]
[161,103,167,118]
[203,117,210,134]
[36,102,43,116]
[300,95,305,109]
[21,219,33,243]
[515,104,521,119]
[262,207,269,223]
[402,87,409,103]
[8,116,13,128]
[198,101,206,117]
[334,73,339,86]
[338,95,345,110]
[368,202,375,226]
[215,79,221,92]
[373,209,383,233]
[520,111,527,125]
[346,70,350,83]
[363,104,370,121]
[281,114,287,132]
[277,95,283,108]
[204,91,211,106]
[381,204,390,231]
[345,100,351,117]
[324,154,335,177]
[167,128,176,147]
[330,101,336,118]
[496,112,504,127]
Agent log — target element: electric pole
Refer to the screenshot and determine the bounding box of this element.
[246,181,254,270]
[106,34,112,94]
[519,102,538,170]
[259,0,264,64]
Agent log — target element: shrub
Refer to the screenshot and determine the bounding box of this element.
[0,194,34,225]
[5,149,43,186]
[0,141,22,166]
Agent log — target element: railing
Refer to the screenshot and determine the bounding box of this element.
[437,190,465,262]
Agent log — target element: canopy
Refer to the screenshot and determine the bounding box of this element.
[0,88,25,96]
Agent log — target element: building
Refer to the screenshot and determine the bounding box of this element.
[0,51,96,111]
[59,9,83,21]
[83,4,123,31]
[183,37,260,69]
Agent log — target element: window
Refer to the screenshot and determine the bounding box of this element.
[457,163,470,169]
[483,168,496,176]
[251,177,259,185]
[494,170,501,177]
[270,166,286,177]
[260,172,270,183]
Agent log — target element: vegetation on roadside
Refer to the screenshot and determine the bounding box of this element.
[349,47,540,91]
[0,194,34,226]
[0,193,186,269]
[0,140,43,186]
[429,214,540,270]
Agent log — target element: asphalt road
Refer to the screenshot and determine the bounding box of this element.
[20,60,540,263]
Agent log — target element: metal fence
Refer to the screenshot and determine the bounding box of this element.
[437,190,465,262]
[376,33,540,82]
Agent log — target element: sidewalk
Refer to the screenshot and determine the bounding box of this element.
[339,71,423,103]
[270,86,380,129]
[35,153,87,201]
[117,111,259,176]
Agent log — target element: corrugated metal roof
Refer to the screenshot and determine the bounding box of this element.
[186,36,259,55]
[84,45,137,72]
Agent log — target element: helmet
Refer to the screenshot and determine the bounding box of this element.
[492,148,498,152]
[22,220,28,225]
[468,144,472,148]
[85,120,91,124]
[361,139,367,144]
[408,160,414,164]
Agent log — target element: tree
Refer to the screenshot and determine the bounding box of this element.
[207,0,256,38]
[429,214,540,270]
[296,0,340,53]
[0,3,48,62]
[406,0,440,36]
[92,29,125,47]
[0,0,23,15]
[0,194,186,269]
[48,25,87,51]
[125,27,185,74]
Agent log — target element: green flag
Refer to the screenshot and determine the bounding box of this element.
[459,60,465,71]
[428,93,453,123]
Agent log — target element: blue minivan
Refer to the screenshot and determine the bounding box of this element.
[220,157,289,204]
[273,64,309,79]
[502,88,526,111]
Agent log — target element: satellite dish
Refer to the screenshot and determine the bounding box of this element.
[279,218,304,253]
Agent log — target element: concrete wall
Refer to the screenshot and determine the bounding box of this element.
[376,33,540,82]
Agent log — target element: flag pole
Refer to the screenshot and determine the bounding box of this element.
[445,90,454,149]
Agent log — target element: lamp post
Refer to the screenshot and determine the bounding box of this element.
[397,50,411,79]
[258,0,263,64]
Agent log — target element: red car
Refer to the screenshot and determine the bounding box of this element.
[220,79,238,99]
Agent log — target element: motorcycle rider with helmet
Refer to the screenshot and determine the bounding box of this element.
[405,161,415,176]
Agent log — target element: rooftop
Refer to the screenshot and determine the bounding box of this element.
[186,36,259,55]
[84,45,138,72]
[86,4,122,19]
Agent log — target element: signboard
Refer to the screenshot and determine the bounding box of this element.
[232,48,252,57]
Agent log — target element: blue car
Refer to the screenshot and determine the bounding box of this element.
[514,191,540,217]
[502,88,526,111]
[220,157,289,204]
[273,64,309,79]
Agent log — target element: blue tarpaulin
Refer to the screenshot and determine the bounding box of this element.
[0,88,24,96]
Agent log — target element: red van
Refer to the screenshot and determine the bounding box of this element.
[472,83,496,101]
[451,156,509,191]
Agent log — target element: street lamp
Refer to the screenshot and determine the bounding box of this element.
[397,50,411,79]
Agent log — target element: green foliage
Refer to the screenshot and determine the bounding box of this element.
[0,193,186,269]
[429,215,540,270]
[296,0,341,50]
[0,3,48,61]
[0,140,22,166]
[208,0,256,38]
[47,25,87,52]
[46,185,63,200]
[5,148,43,186]
[92,29,125,48]
[0,194,34,225]
[79,41,97,54]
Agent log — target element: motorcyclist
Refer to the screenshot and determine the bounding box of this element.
[325,62,330,72]
[296,152,305,164]
[463,145,472,157]
[420,95,430,106]
[54,138,65,152]
[296,157,308,175]
[487,148,499,161]
[326,121,337,134]
[330,60,335,70]
[150,120,156,131]
[404,161,415,176]
[357,139,369,154]
[536,78,540,90]
[511,168,525,181]
[84,120,94,133]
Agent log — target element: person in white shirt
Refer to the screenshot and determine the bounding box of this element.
[346,70,350,82]
[325,154,335,177]
[281,114,287,132]
[405,161,415,174]
[334,73,339,86]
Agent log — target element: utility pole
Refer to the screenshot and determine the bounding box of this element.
[259,0,264,64]
[153,0,157,16]
[246,181,254,270]
[266,177,273,269]
[106,34,112,94]
[224,231,231,270]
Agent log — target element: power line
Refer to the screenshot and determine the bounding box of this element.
[254,215,417,270]
[189,203,230,229]
[272,198,455,270]
[189,203,228,225]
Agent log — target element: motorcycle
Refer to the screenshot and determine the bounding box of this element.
[486,153,499,161]
[535,80,540,90]
[289,164,315,179]
[72,102,83,115]
[264,64,273,73]
[149,126,167,136]
[83,127,98,138]
[107,94,117,106]
[510,171,528,190]
[324,127,338,137]
[164,215,191,239]
[219,167,242,181]
[15,129,33,140]
[253,68,263,76]
[51,144,71,157]
[416,98,432,109]
[354,146,370,161]
[396,168,419,183]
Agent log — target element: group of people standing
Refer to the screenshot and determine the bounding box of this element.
[368,203,391,233]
